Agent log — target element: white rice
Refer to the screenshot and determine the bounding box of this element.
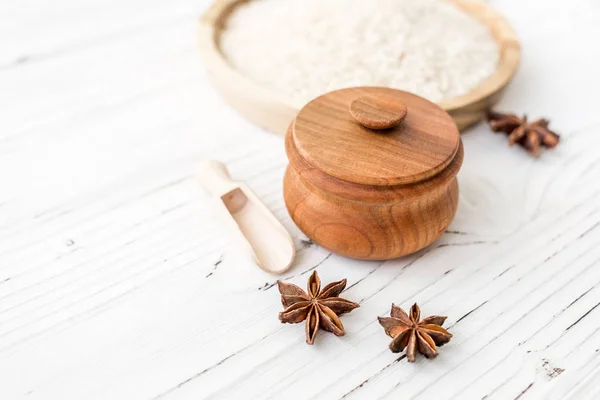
[220,0,500,105]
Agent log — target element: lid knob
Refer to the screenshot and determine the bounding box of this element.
[349,96,408,130]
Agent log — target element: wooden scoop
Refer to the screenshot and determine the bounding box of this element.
[198,160,295,274]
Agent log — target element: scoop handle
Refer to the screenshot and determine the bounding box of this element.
[198,160,238,197]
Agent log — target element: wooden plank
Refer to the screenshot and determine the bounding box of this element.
[0,0,599,399]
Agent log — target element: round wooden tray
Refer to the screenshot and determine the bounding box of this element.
[199,0,521,134]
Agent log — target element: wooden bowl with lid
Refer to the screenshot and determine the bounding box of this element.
[199,0,520,134]
[284,87,463,260]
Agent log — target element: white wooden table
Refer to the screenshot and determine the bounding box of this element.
[1,0,599,398]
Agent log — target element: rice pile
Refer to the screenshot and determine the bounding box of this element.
[220,0,500,105]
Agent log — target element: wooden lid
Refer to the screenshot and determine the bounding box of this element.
[291,87,461,186]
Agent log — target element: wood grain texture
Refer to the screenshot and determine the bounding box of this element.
[1,0,600,399]
[292,87,460,186]
[349,96,407,130]
[283,158,461,260]
[284,87,463,260]
[199,0,521,134]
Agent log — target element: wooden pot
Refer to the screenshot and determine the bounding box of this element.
[283,87,464,260]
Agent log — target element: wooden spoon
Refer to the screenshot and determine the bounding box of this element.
[198,160,295,274]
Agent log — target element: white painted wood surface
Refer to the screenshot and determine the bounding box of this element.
[1,0,599,399]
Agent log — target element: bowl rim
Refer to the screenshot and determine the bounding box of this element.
[199,0,521,124]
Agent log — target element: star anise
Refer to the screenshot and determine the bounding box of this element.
[278,271,360,344]
[486,110,560,155]
[378,303,452,362]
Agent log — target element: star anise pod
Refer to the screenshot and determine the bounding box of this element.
[378,303,452,362]
[486,110,560,156]
[278,271,360,344]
